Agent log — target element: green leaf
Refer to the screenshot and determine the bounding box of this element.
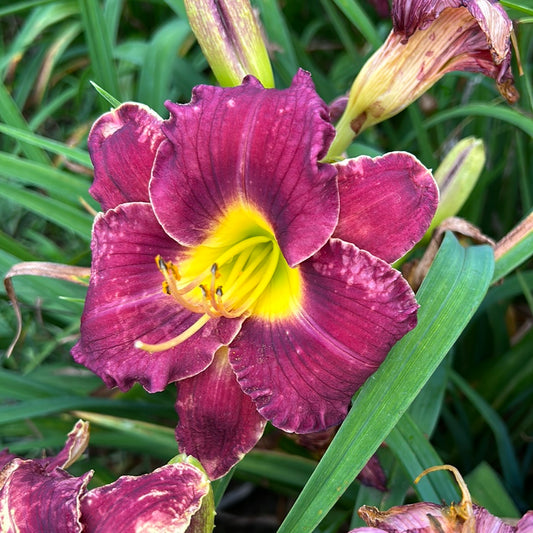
[137,19,190,112]
[330,0,382,49]
[278,233,494,533]
[0,151,92,204]
[77,0,121,103]
[0,123,92,167]
[89,81,121,108]
[253,0,298,86]
[421,103,533,139]
[0,396,169,425]
[449,371,523,496]
[0,82,49,164]
[386,413,460,503]
[465,462,521,518]
[0,181,93,238]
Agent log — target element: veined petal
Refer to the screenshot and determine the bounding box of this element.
[150,69,338,267]
[393,0,513,63]
[334,153,438,263]
[176,347,266,480]
[517,512,533,532]
[0,458,91,533]
[230,239,418,433]
[71,203,242,392]
[88,103,165,211]
[393,0,461,39]
[80,463,209,532]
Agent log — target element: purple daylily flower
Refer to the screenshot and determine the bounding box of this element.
[350,465,533,533]
[0,421,211,532]
[72,70,438,479]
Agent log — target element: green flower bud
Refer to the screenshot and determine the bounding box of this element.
[184,0,274,88]
[427,137,485,236]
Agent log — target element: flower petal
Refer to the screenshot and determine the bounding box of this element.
[80,463,209,532]
[230,239,418,433]
[473,505,517,533]
[334,153,438,263]
[72,202,242,392]
[393,0,461,39]
[0,450,16,471]
[176,347,266,479]
[358,502,448,533]
[517,511,533,532]
[88,103,165,210]
[150,69,338,267]
[42,420,89,471]
[0,458,91,533]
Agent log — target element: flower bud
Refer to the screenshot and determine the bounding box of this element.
[184,0,274,88]
[427,137,485,236]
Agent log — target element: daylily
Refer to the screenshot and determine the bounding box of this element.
[0,421,213,533]
[329,0,519,158]
[349,465,533,533]
[72,70,438,479]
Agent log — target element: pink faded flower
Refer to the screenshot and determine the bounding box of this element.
[329,0,518,156]
[350,465,533,533]
[0,421,212,533]
[72,69,438,479]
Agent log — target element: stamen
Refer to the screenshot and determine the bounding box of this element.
[134,313,211,353]
[228,243,280,316]
[415,465,474,531]
[208,244,273,318]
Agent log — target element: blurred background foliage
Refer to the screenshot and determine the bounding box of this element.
[0,1,532,531]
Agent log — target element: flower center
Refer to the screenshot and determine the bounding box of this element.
[135,204,302,353]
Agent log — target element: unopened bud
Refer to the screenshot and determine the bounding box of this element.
[427,137,485,237]
[184,0,274,88]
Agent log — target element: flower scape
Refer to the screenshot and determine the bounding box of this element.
[71,69,439,479]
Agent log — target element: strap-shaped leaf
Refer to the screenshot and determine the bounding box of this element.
[278,232,495,532]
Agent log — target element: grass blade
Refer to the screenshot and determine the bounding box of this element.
[77,0,121,103]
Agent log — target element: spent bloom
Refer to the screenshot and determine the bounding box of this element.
[329,0,518,157]
[0,421,213,533]
[72,70,438,478]
[350,465,533,533]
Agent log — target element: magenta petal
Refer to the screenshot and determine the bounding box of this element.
[150,69,338,267]
[473,505,516,533]
[517,511,533,532]
[72,202,242,392]
[0,450,16,470]
[88,103,165,210]
[334,153,438,263]
[230,239,418,433]
[358,502,448,532]
[0,459,90,533]
[80,463,209,532]
[176,347,266,479]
